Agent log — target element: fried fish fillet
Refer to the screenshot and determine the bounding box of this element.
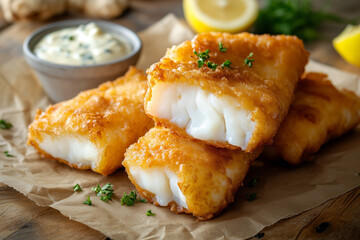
[123,126,262,220]
[27,67,154,176]
[145,32,309,152]
[264,72,360,165]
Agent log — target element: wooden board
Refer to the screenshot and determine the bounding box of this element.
[0,0,359,239]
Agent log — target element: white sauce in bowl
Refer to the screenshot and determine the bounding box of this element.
[34,22,132,66]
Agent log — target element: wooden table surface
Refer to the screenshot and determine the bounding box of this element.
[0,0,359,239]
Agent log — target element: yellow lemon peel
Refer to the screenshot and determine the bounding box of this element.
[183,0,259,33]
[333,24,360,67]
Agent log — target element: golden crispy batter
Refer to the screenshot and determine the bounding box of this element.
[28,67,154,175]
[145,32,309,152]
[266,72,360,165]
[123,126,262,220]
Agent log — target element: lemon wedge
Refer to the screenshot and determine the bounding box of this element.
[333,24,360,67]
[183,0,259,33]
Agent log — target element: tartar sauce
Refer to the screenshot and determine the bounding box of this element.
[34,23,132,66]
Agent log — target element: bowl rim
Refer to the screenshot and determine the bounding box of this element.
[23,19,142,69]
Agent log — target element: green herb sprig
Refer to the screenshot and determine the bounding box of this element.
[221,60,232,69]
[254,0,349,42]
[207,61,218,71]
[121,190,147,206]
[73,184,82,192]
[194,49,210,68]
[0,119,12,129]
[194,47,232,71]
[244,52,254,67]
[219,41,227,52]
[92,183,114,202]
[3,151,14,157]
[146,210,156,216]
[83,196,92,206]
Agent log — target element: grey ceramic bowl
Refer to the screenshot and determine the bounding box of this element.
[23,19,142,103]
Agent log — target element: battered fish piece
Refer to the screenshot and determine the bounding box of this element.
[28,67,154,176]
[123,126,262,220]
[145,32,309,152]
[264,72,360,165]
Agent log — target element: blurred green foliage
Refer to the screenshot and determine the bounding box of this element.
[254,0,350,42]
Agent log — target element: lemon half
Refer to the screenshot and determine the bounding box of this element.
[184,0,259,33]
[333,24,360,68]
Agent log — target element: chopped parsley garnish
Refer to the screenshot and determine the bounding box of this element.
[248,177,259,187]
[92,184,101,193]
[194,49,210,68]
[100,195,113,202]
[3,151,14,157]
[244,52,254,67]
[0,119,13,129]
[146,210,156,216]
[92,183,114,202]
[83,196,92,206]
[221,60,232,69]
[219,41,227,52]
[194,47,234,71]
[68,36,75,41]
[207,61,218,71]
[121,190,147,206]
[73,184,82,192]
[245,192,257,201]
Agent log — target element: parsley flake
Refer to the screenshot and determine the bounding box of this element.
[92,183,114,202]
[194,49,210,68]
[83,196,92,206]
[244,52,254,67]
[146,210,156,216]
[73,183,82,192]
[245,192,257,201]
[92,184,101,194]
[0,119,13,129]
[121,190,147,206]
[248,177,259,187]
[219,41,227,52]
[221,60,232,69]
[3,151,14,157]
[207,61,218,71]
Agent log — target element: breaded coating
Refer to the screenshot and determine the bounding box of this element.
[123,126,262,220]
[265,72,360,165]
[27,67,154,176]
[145,32,309,152]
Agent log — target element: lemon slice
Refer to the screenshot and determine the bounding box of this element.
[333,24,360,67]
[183,0,258,33]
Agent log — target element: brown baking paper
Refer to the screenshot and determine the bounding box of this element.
[0,14,360,240]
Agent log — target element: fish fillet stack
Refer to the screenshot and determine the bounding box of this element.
[123,32,310,220]
[27,32,360,221]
